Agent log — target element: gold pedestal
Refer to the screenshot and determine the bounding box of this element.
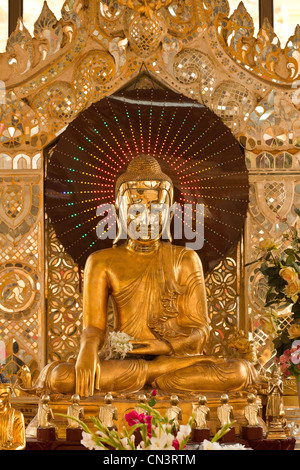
[267,421,287,440]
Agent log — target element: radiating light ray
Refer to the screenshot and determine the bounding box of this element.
[170,113,221,167]
[68,120,127,170]
[53,147,119,178]
[93,101,132,163]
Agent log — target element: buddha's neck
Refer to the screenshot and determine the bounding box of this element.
[127,238,160,253]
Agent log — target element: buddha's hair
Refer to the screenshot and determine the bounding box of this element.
[115,154,173,197]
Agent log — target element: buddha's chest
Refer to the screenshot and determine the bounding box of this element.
[108,252,161,294]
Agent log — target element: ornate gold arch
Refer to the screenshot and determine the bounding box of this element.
[0,0,300,379]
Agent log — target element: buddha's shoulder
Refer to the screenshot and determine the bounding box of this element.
[163,242,203,266]
[85,246,123,265]
[164,242,200,258]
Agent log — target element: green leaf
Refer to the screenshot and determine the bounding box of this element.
[211,422,236,443]
[55,413,91,434]
[284,248,295,255]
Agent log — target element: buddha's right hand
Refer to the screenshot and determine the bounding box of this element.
[75,327,103,397]
[75,349,101,397]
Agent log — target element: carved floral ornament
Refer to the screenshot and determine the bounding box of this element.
[0,0,300,156]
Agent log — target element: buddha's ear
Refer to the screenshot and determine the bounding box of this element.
[162,203,175,243]
[113,212,123,246]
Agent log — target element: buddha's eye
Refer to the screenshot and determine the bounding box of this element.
[128,204,145,217]
[151,203,164,210]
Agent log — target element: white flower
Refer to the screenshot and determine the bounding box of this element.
[221,443,248,450]
[177,423,191,442]
[199,439,222,450]
[149,429,174,449]
[105,331,134,359]
[81,431,98,450]
[120,437,133,450]
[161,423,172,433]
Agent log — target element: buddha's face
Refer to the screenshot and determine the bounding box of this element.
[0,388,10,410]
[117,180,172,243]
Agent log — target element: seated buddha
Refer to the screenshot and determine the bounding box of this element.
[30,155,261,397]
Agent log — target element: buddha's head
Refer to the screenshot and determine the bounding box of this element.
[246,393,256,404]
[114,155,173,245]
[104,392,114,404]
[71,394,80,404]
[198,395,207,405]
[41,394,50,404]
[0,384,12,410]
[137,393,147,403]
[220,394,229,405]
[170,394,179,405]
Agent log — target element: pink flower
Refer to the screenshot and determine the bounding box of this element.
[145,415,152,438]
[125,410,146,427]
[172,439,180,450]
[151,389,157,397]
[291,352,300,365]
[279,354,289,365]
[280,362,290,372]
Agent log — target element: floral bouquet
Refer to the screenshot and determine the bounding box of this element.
[101,331,134,360]
[65,390,193,450]
[277,341,300,381]
[247,210,300,381]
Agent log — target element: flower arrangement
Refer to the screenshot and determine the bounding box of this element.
[248,211,300,382]
[102,331,134,360]
[277,341,300,381]
[65,390,192,450]
[62,390,241,450]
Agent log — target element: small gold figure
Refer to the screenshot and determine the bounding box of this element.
[134,393,148,415]
[266,367,284,423]
[193,396,210,429]
[266,367,286,439]
[217,394,234,428]
[244,393,261,427]
[67,394,85,428]
[99,393,118,429]
[0,384,26,450]
[37,394,56,429]
[165,395,182,430]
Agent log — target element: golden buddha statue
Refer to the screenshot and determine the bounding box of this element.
[67,394,85,429]
[27,155,262,397]
[244,393,261,427]
[134,394,148,415]
[217,394,234,428]
[165,395,182,430]
[0,384,26,450]
[193,396,210,430]
[98,393,118,429]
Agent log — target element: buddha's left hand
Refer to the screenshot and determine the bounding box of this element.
[128,339,172,355]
